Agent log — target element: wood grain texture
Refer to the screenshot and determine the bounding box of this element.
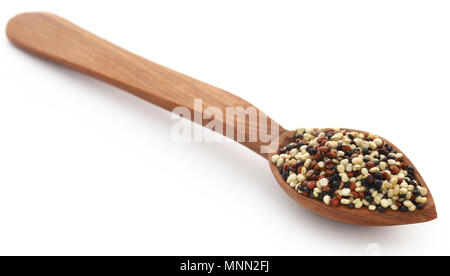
[6,12,283,158]
[6,12,436,226]
[268,129,437,226]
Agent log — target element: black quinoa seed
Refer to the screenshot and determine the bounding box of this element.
[282,171,289,181]
[374,179,382,191]
[377,206,386,213]
[361,179,369,187]
[286,144,296,150]
[400,206,408,212]
[330,180,340,190]
[374,172,382,179]
[417,204,425,210]
[347,203,355,209]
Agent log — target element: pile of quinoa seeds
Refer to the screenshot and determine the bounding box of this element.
[271,128,428,213]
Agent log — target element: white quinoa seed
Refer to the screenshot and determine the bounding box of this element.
[352,157,362,165]
[388,189,394,198]
[361,168,369,176]
[313,187,320,198]
[276,158,284,168]
[301,167,307,175]
[323,195,331,205]
[319,178,329,187]
[304,159,311,168]
[286,174,297,184]
[341,175,349,183]
[369,141,377,150]
[380,199,390,208]
[341,199,351,205]
[403,200,413,208]
[373,138,383,147]
[346,163,353,172]
[406,191,412,200]
[374,196,382,205]
[419,186,428,196]
[271,155,279,163]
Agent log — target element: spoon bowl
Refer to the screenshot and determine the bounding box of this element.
[269,129,437,226]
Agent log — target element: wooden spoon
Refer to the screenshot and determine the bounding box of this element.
[6,12,437,226]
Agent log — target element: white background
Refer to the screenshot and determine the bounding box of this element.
[1,0,449,256]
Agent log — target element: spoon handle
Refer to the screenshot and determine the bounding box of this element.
[6,12,284,158]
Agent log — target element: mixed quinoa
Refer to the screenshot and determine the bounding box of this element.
[271,128,428,212]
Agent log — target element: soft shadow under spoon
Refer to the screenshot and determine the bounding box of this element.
[6,12,437,226]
